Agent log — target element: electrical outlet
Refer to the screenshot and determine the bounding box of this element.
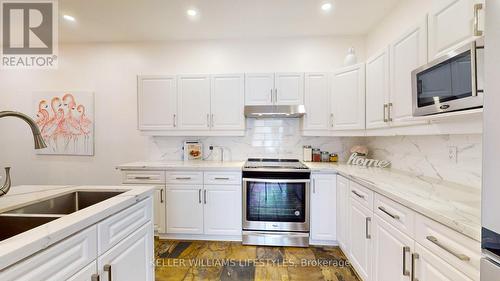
[448,146,458,163]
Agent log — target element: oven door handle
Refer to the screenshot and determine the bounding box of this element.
[243,178,311,184]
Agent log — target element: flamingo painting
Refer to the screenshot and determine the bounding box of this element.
[33,91,94,155]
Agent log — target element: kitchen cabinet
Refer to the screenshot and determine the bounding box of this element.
[428,0,484,60]
[275,72,304,105]
[389,17,428,127]
[336,175,350,253]
[372,215,414,281]
[331,63,366,130]
[245,72,304,106]
[349,199,373,281]
[203,184,242,236]
[210,74,245,130]
[366,48,390,129]
[98,222,154,281]
[153,186,166,234]
[67,262,97,281]
[310,174,337,243]
[303,73,331,131]
[245,73,274,105]
[177,75,211,130]
[166,184,204,234]
[137,75,177,130]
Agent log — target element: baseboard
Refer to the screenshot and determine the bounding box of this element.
[157,233,243,242]
[309,239,339,246]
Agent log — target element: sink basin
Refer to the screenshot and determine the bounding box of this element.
[0,215,59,241]
[4,191,124,215]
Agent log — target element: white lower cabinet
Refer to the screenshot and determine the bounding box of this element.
[413,243,473,281]
[349,199,373,281]
[336,175,350,252]
[97,222,154,281]
[203,184,242,235]
[166,185,204,234]
[310,174,337,243]
[67,262,98,281]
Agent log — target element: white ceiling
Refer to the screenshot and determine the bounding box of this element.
[59,0,400,43]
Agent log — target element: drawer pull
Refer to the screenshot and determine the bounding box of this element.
[204,189,207,204]
[352,190,365,199]
[411,253,419,281]
[103,264,112,281]
[365,217,371,239]
[91,274,100,281]
[214,177,230,180]
[426,236,471,261]
[175,177,192,180]
[134,176,152,180]
[160,189,164,203]
[402,246,410,276]
[198,189,202,204]
[378,206,400,220]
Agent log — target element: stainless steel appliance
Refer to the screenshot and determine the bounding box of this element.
[244,105,306,118]
[242,158,311,247]
[482,1,500,279]
[411,37,484,116]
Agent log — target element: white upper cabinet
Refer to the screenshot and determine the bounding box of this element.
[245,73,275,105]
[428,0,485,60]
[275,72,304,105]
[366,48,391,129]
[138,76,177,130]
[331,63,366,130]
[310,174,337,242]
[177,75,211,130]
[210,74,245,130]
[303,73,331,131]
[390,17,428,126]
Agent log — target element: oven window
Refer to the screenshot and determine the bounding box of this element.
[416,50,472,107]
[246,182,306,223]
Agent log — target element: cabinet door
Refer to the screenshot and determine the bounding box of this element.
[428,0,484,60]
[303,73,331,131]
[310,174,337,242]
[203,185,242,236]
[67,261,97,281]
[275,72,304,105]
[413,243,474,281]
[138,75,177,130]
[154,185,166,234]
[98,222,154,281]
[245,73,274,105]
[331,63,366,130]
[336,176,350,253]
[177,75,211,130]
[390,18,428,126]
[210,74,245,130]
[366,48,391,129]
[349,199,373,281]
[166,185,204,234]
[372,215,413,281]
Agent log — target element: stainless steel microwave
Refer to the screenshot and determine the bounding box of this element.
[412,38,484,116]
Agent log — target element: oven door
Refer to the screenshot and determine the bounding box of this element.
[243,178,310,232]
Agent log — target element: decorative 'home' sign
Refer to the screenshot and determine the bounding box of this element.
[347,153,391,168]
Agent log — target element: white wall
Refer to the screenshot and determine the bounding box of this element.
[0,36,365,185]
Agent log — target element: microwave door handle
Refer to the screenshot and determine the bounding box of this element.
[471,41,478,97]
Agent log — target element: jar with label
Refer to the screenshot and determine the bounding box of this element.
[312,149,321,162]
[321,151,330,162]
[303,145,312,162]
[330,153,339,162]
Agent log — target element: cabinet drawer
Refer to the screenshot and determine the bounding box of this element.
[204,172,242,185]
[0,226,97,281]
[166,171,203,184]
[350,180,374,210]
[98,197,153,255]
[415,214,480,280]
[122,170,165,184]
[374,193,415,238]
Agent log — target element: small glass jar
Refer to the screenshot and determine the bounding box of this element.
[329,153,339,162]
[321,151,330,162]
[312,149,321,162]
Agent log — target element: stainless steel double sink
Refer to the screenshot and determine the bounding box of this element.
[0,191,124,242]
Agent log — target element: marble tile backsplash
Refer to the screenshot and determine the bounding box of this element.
[365,134,482,188]
[148,118,364,162]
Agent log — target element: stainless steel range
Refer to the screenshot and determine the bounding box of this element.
[242,158,311,247]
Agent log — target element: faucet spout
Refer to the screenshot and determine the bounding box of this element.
[0,111,47,149]
[0,167,11,196]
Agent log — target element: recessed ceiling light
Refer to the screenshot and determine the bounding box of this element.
[63,14,76,22]
[321,3,332,11]
[186,9,198,17]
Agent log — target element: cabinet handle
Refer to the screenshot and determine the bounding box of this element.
[214,177,230,180]
[211,114,214,127]
[365,217,371,239]
[160,188,164,203]
[312,179,316,194]
[91,274,100,281]
[473,3,483,36]
[198,189,202,204]
[351,190,365,199]
[411,253,419,281]
[173,114,177,127]
[378,206,400,220]
[175,177,192,180]
[207,114,210,127]
[103,264,112,281]
[426,236,471,261]
[383,104,389,122]
[274,88,278,104]
[330,113,334,127]
[270,89,273,103]
[402,246,411,276]
[134,176,151,180]
[204,189,207,204]
[388,103,393,121]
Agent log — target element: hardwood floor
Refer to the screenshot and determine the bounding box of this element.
[155,239,360,281]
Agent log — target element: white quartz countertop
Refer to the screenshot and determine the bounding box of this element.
[116,160,245,171]
[0,185,154,271]
[306,162,481,241]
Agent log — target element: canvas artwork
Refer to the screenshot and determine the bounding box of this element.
[33,91,94,155]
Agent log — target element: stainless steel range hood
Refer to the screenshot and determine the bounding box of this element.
[244,105,306,118]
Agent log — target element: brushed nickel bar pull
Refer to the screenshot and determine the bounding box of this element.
[204,189,207,204]
[365,217,371,239]
[411,253,419,281]
[352,190,365,199]
[173,114,177,127]
[313,179,316,194]
[91,274,100,281]
[214,177,230,180]
[330,113,334,127]
[270,89,273,103]
[426,236,471,261]
[211,114,214,127]
[175,177,192,180]
[473,3,483,36]
[383,104,389,122]
[134,176,151,180]
[388,102,393,121]
[160,189,164,203]
[103,264,112,281]
[207,113,210,127]
[198,189,202,204]
[403,246,411,276]
[378,206,400,220]
[274,88,278,104]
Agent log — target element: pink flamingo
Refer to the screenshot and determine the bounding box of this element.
[77,105,92,153]
[61,93,81,152]
[42,97,64,151]
[35,100,50,129]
